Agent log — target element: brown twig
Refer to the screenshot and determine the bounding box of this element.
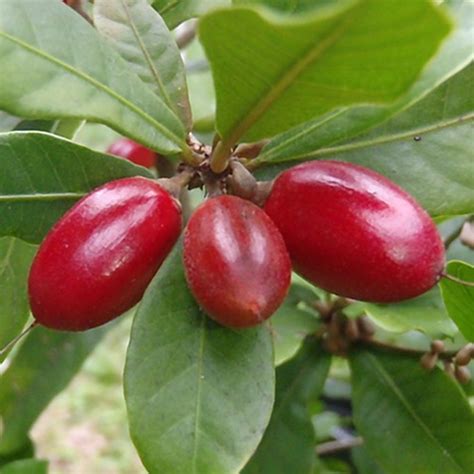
[316,436,363,456]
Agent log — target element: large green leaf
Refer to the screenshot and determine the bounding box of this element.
[440,261,474,341]
[0,238,36,359]
[243,341,330,474]
[0,459,47,474]
[94,0,192,129]
[352,446,386,474]
[151,0,230,29]
[363,288,458,339]
[0,131,153,244]
[199,1,450,150]
[255,65,474,217]
[350,349,474,474]
[233,0,333,14]
[0,325,108,455]
[257,0,473,163]
[125,243,275,474]
[0,0,186,155]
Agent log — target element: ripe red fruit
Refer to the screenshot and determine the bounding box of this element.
[184,195,291,328]
[107,138,156,168]
[264,160,445,303]
[28,177,181,331]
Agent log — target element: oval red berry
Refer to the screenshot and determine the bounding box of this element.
[107,138,156,168]
[184,195,291,328]
[28,177,181,330]
[264,160,445,303]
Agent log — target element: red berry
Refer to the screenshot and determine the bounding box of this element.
[264,160,445,303]
[184,195,291,328]
[28,177,181,331]
[107,138,156,168]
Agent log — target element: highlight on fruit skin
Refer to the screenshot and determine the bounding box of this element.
[183,195,292,328]
[107,138,156,168]
[28,177,182,331]
[264,160,445,303]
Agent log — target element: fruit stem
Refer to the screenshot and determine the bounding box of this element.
[358,335,457,360]
[157,168,194,198]
[440,272,474,287]
[0,321,38,358]
[181,145,201,166]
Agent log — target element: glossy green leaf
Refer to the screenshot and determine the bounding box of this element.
[440,260,474,341]
[363,288,458,339]
[151,0,230,29]
[125,243,275,474]
[271,302,319,366]
[0,459,47,474]
[0,238,36,359]
[0,325,109,455]
[350,349,474,474]
[0,0,186,154]
[257,0,472,163]
[94,0,192,129]
[243,341,330,474]
[200,1,450,149]
[255,64,474,217]
[0,131,153,244]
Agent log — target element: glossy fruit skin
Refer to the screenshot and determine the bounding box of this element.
[29,177,181,331]
[107,138,156,168]
[184,195,291,328]
[264,160,445,303]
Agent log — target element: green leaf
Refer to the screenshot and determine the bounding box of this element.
[0,0,186,155]
[0,325,109,455]
[350,349,474,474]
[363,287,458,339]
[94,0,192,129]
[0,459,47,474]
[0,131,153,244]
[242,341,331,474]
[125,243,275,474]
[351,446,386,474]
[151,0,230,29]
[257,0,473,164]
[199,1,451,149]
[255,64,474,218]
[440,261,474,341]
[0,238,36,359]
[271,302,319,366]
[233,0,334,15]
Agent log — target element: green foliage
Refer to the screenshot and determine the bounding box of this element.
[243,341,331,474]
[255,0,473,165]
[440,261,474,341]
[0,459,47,474]
[350,349,474,474]
[0,238,36,359]
[0,0,186,154]
[151,0,230,29]
[0,132,153,243]
[94,0,192,128]
[0,325,109,456]
[199,1,450,147]
[125,244,275,473]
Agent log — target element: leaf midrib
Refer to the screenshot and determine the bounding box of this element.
[0,192,84,202]
[255,112,474,165]
[118,0,174,110]
[365,352,465,472]
[0,28,183,148]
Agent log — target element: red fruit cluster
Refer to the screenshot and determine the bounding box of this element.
[28,158,445,332]
[107,138,156,168]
